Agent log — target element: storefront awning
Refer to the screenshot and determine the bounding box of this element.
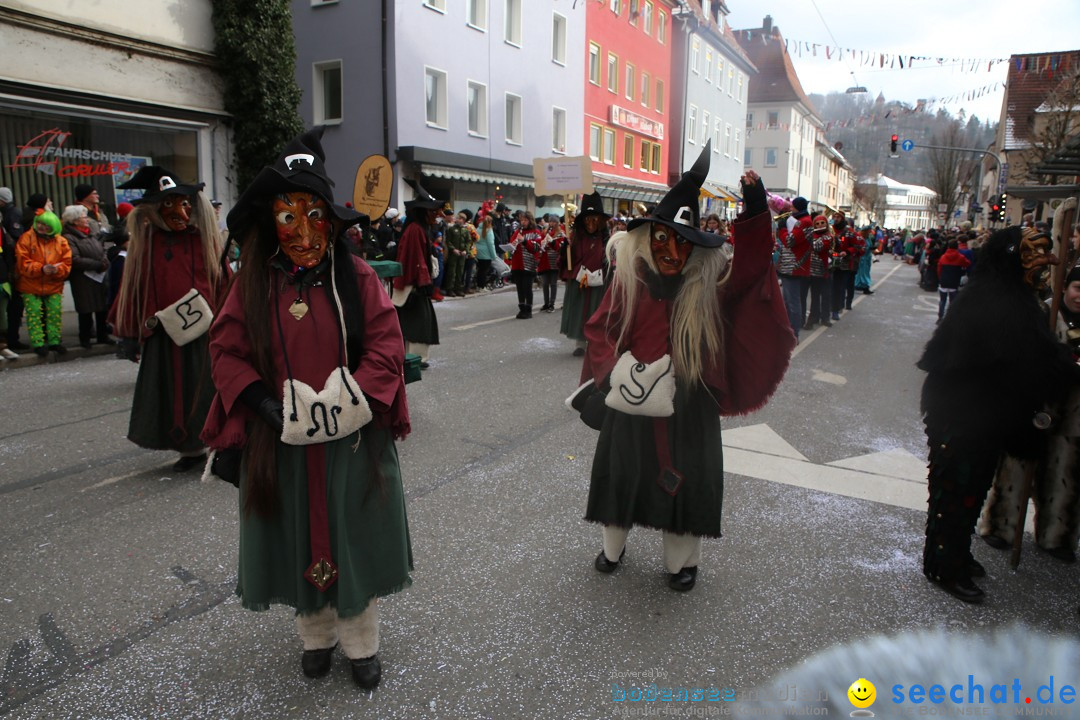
[591,172,669,203]
[418,163,534,189]
[702,183,742,203]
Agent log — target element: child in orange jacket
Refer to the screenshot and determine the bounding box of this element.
[15,210,71,356]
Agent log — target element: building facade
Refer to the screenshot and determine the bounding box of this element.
[584,0,673,215]
[734,15,823,201]
[668,0,755,219]
[0,0,232,219]
[292,0,585,215]
[862,174,935,230]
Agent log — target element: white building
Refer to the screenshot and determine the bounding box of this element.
[292,0,585,213]
[0,0,232,213]
[872,174,935,230]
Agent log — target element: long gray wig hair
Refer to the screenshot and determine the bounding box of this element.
[606,224,733,386]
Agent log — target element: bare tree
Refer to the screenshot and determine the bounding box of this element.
[924,121,979,225]
[1022,68,1080,185]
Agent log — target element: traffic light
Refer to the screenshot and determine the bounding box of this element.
[890,134,898,153]
[998,193,1007,222]
[989,198,1001,221]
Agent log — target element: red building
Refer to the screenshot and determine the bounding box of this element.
[584,0,674,214]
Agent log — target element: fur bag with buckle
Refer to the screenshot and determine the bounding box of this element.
[576,267,604,287]
[153,288,213,346]
[281,367,372,446]
[604,352,676,417]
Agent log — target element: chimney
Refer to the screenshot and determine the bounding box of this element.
[762,15,772,34]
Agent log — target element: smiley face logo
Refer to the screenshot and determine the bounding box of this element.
[848,678,876,709]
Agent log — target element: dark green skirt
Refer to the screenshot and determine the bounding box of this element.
[560,282,605,341]
[128,329,214,453]
[396,291,440,345]
[586,386,725,537]
[237,425,413,618]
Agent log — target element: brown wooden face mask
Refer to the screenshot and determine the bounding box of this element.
[1019,232,1056,291]
[274,192,330,269]
[160,194,192,231]
[650,223,692,277]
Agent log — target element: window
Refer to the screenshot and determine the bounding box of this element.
[629,0,638,26]
[640,140,649,171]
[688,105,697,143]
[467,0,486,30]
[651,142,661,174]
[643,2,653,34]
[767,111,779,129]
[505,93,522,144]
[735,129,741,161]
[423,0,446,11]
[609,0,621,13]
[744,147,752,166]
[589,43,601,85]
[655,79,664,112]
[311,0,339,6]
[737,73,744,103]
[623,134,634,168]
[713,117,721,151]
[765,147,777,166]
[313,60,343,124]
[640,72,650,107]
[702,110,710,145]
[504,0,521,46]
[467,80,488,136]
[552,107,566,153]
[746,112,753,129]
[603,128,615,164]
[551,13,566,64]
[705,49,713,83]
[589,124,602,161]
[717,59,723,90]
[657,10,666,43]
[607,52,618,93]
[424,66,447,128]
[728,67,735,96]
[625,63,635,101]
[691,38,700,74]
[725,123,732,156]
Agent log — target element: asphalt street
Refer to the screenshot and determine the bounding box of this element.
[0,259,1077,719]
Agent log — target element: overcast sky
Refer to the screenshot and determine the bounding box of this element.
[724,0,1079,125]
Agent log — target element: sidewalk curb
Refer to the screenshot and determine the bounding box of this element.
[0,343,118,371]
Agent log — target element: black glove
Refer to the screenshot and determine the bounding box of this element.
[239,382,285,434]
[741,174,768,218]
[117,338,140,363]
[569,381,609,431]
[211,448,241,488]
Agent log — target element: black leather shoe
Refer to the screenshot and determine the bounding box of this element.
[668,566,698,592]
[967,559,986,578]
[49,344,67,355]
[981,534,1009,550]
[172,454,206,473]
[572,347,586,357]
[929,575,984,603]
[301,644,336,678]
[350,654,381,690]
[1045,546,1077,563]
[594,547,625,573]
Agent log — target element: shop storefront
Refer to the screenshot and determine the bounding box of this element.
[0,96,226,225]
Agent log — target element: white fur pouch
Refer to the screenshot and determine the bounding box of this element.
[605,352,675,417]
[154,288,213,346]
[391,284,414,308]
[576,267,604,287]
[282,367,372,445]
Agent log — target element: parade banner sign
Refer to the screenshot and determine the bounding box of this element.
[533,155,593,196]
[353,154,393,221]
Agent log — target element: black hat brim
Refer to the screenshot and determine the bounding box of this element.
[132,183,205,206]
[626,216,725,248]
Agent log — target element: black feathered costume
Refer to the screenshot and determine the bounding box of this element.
[917,226,1078,593]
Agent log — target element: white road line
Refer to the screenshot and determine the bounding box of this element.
[453,305,564,331]
[790,260,908,359]
[80,465,172,492]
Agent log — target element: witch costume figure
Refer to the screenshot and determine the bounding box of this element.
[200,127,413,690]
[568,145,795,591]
[559,191,610,357]
[110,166,226,472]
[391,178,441,368]
[918,226,1078,603]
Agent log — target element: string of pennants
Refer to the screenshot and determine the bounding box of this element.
[743,31,1077,78]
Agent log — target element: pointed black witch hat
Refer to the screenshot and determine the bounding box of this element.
[117,166,204,206]
[628,142,721,248]
[403,177,444,211]
[227,126,365,234]
[573,191,610,230]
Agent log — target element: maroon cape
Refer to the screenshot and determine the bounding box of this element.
[582,209,795,416]
[201,255,410,448]
[392,222,432,291]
